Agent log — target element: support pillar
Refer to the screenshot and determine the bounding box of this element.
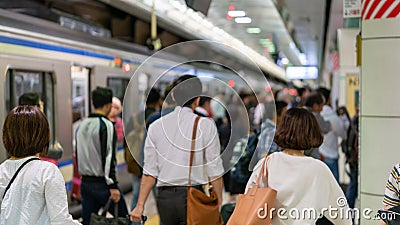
[361,1,400,224]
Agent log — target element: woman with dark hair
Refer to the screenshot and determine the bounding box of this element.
[0,106,80,225]
[246,108,351,225]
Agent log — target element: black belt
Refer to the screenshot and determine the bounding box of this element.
[158,185,203,192]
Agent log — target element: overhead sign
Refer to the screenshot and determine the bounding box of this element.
[286,66,318,80]
[344,0,361,18]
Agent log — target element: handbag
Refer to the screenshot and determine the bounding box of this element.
[90,199,130,225]
[226,157,277,225]
[187,116,223,225]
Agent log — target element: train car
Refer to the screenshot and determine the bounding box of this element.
[0,9,283,204]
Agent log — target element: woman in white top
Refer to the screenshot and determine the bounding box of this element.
[246,108,352,225]
[0,106,81,225]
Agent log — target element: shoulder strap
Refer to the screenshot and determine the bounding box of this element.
[249,156,269,196]
[188,116,201,186]
[3,157,40,199]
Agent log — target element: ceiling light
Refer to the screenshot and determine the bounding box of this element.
[246,28,261,34]
[228,10,246,17]
[235,17,252,24]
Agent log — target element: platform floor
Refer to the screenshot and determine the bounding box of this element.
[123,187,232,225]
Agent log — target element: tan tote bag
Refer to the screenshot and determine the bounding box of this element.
[187,116,223,225]
[227,157,277,225]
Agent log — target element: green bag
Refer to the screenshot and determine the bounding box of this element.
[221,203,235,225]
[90,200,130,225]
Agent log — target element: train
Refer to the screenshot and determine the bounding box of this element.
[0,8,288,203]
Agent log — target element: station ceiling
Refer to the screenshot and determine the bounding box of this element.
[0,0,346,83]
[208,0,342,72]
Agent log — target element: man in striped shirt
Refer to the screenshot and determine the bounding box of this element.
[383,163,400,208]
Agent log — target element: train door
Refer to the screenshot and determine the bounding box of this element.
[70,65,91,202]
[72,66,91,120]
[4,69,59,162]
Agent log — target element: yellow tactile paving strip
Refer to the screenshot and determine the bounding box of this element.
[145,214,159,225]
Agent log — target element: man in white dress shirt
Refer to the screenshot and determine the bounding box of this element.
[130,75,224,225]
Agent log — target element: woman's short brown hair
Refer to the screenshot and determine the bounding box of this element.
[274,107,323,150]
[2,106,50,157]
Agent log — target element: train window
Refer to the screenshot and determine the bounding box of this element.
[107,77,129,104]
[5,69,56,143]
[72,66,90,119]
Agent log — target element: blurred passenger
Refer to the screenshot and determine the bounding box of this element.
[317,87,347,182]
[18,92,44,111]
[211,91,226,127]
[126,87,162,133]
[146,81,176,128]
[246,108,351,225]
[253,91,267,130]
[276,90,293,109]
[256,101,288,159]
[0,106,80,225]
[245,92,258,131]
[144,88,162,120]
[195,96,212,117]
[18,93,63,165]
[131,80,177,225]
[304,92,332,160]
[345,106,359,209]
[108,97,124,143]
[76,87,128,225]
[125,87,162,215]
[220,104,248,202]
[71,110,83,202]
[130,75,224,225]
[337,106,351,180]
[293,86,311,108]
[337,106,351,134]
[239,91,252,111]
[304,92,331,134]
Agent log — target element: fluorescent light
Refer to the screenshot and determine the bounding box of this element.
[235,17,252,24]
[246,28,261,34]
[286,66,318,80]
[228,10,246,17]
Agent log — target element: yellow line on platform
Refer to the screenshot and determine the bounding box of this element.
[145,214,159,225]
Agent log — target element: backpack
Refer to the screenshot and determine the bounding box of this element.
[124,113,145,177]
[230,133,259,184]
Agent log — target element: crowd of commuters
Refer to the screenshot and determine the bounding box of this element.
[1,73,397,225]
